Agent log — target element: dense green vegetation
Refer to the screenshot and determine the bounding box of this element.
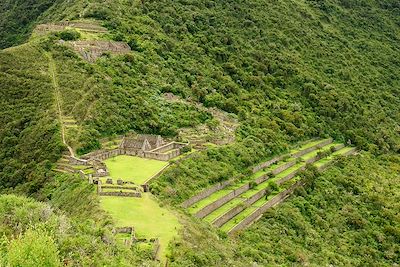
[0,176,157,266]
[0,44,64,193]
[0,0,399,265]
[235,153,400,266]
[0,0,56,49]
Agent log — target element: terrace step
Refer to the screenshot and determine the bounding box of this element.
[193,141,339,219]
[211,143,344,227]
[53,168,69,173]
[221,145,356,234]
[185,138,334,210]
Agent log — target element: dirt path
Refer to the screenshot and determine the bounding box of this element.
[46,52,75,157]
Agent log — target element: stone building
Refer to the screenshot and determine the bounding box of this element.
[120,134,164,152]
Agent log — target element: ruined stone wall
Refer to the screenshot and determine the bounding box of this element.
[152,238,161,261]
[228,181,302,234]
[101,185,138,191]
[182,180,233,208]
[114,227,134,234]
[149,142,175,153]
[83,149,123,161]
[98,192,142,197]
[67,156,88,166]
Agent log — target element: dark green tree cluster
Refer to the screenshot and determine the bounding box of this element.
[0,0,56,49]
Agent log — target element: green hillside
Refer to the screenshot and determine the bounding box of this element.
[0,0,399,265]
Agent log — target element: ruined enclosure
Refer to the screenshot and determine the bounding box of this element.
[64,40,131,62]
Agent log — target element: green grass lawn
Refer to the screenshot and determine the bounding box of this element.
[104,155,168,184]
[100,193,181,260]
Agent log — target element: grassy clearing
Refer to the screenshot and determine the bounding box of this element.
[104,155,168,184]
[100,193,181,260]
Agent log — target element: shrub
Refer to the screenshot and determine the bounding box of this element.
[57,30,81,41]
[7,228,60,267]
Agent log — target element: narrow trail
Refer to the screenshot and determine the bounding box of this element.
[46,52,75,157]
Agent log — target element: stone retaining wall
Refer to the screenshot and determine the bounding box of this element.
[98,192,142,197]
[213,188,267,227]
[213,151,332,227]
[114,227,134,234]
[291,138,333,158]
[152,238,161,261]
[83,149,123,161]
[252,154,285,173]
[100,185,138,191]
[144,164,171,185]
[68,156,88,166]
[182,180,233,208]
[228,181,302,234]
[195,183,250,218]
[271,160,297,175]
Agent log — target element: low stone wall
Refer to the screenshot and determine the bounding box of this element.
[98,191,142,197]
[228,181,302,234]
[182,180,233,208]
[68,156,88,166]
[291,138,333,158]
[114,227,134,234]
[101,185,138,191]
[84,149,123,161]
[252,154,285,173]
[152,238,161,261]
[195,183,250,218]
[213,188,267,227]
[144,164,170,185]
[271,160,297,175]
[35,22,108,34]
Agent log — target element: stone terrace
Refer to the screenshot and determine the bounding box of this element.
[183,138,356,234]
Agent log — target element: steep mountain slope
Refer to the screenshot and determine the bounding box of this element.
[0,0,55,49]
[0,0,399,266]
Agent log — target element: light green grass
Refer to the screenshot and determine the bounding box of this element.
[301,142,341,161]
[100,193,180,260]
[204,198,243,223]
[104,155,168,184]
[289,138,330,154]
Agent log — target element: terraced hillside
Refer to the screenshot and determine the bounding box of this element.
[186,139,356,233]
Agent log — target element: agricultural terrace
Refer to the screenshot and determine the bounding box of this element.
[104,155,168,184]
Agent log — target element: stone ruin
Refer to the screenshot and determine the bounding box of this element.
[120,134,165,152]
[97,179,142,198]
[64,40,131,62]
[119,134,189,161]
[35,21,108,34]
